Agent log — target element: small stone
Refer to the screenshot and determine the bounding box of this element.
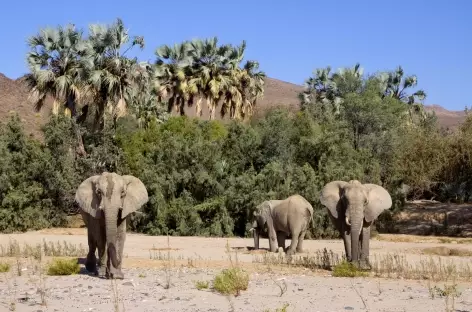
[298,288,303,291]
[344,307,354,310]
[123,281,135,287]
[88,286,93,289]
[175,297,180,300]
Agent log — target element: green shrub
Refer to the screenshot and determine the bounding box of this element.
[332,261,368,277]
[46,258,80,276]
[0,262,11,273]
[213,267,249,296]
[194,280,210,290]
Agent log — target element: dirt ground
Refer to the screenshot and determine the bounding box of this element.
[1,229,472,311]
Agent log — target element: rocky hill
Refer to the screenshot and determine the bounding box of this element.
[0,72,466,139]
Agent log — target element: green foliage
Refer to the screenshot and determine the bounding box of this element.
[46,258,81,275]
[194,280,210,290]
[213,267,249,296]
[6,17,471,240]
[0,262,11,273]
[332,261,369,277]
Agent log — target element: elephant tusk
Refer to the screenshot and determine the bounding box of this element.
[345,216,351,226]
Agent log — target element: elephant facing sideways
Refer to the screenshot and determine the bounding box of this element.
[320,180,392,270]
[251,194,314,255]
[75,172,148,279]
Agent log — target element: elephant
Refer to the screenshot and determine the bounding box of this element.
[75,172,149,279]
[319,180,392,270]
[250,194,314,256]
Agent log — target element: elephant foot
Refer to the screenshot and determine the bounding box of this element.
[111,270,124,280]
[85,255,97,273]
[286,249,296,256]
[350,260,361,270]
[359,259,372,271]
[97,266,108,278]
[296,248,305,253]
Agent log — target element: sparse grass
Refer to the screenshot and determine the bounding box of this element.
[138,272,146,278]
[46,258,80,276]
[376,234,472,245]
[332,261,369,278]
[253,247,472,282]
[213,267,249,296]
[421,246,472,257]
[252,247,341,270]
[0,262,11,272]
[428,275,462,312]
[194,280,210,290]
[0,239,86,258]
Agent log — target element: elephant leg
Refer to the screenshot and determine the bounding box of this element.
[276,231,286,252]
[359,223,372,270]
[109,218,126,279]
[85,228,97,274]
[340,220,352,262]
[296,229,307,253]
[267,221,278,253]
[97,218,108,278]
[286,230,300,256]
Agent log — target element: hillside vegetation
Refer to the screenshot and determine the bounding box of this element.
[1,18,471,237]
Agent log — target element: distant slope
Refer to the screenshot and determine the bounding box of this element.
[0,73,465,138]
[0,73,51,139]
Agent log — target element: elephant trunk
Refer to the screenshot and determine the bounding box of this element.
[252,220,260,250]
[349,208,363,264]
[105,206,120,269]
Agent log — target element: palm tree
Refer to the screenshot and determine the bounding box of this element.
[189,37,232,120]
[84,18,145,131]
[128,62,169,128]
[25,23,88,155]
[382,65,427,122]
[155,41,196,116]
[25,23,88,117]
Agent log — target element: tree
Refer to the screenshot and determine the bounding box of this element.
[25,23,89,155]
[83,18,146,131]
[381,65,427,123]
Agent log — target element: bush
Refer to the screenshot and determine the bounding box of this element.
[332,261,368,277]
[213,267,249,296]
[46,258,80,276]
[0,262,11,273]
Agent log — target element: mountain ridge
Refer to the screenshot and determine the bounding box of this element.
[0,73,466,139]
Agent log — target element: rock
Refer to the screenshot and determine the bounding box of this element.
[88,286,93,289]
[122,281,135,287]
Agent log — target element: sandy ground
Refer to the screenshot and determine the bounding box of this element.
[1,229,472,311]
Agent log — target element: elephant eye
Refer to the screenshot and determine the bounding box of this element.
[121,189,126,198]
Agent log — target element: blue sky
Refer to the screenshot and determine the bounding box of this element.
[1,0,470,110]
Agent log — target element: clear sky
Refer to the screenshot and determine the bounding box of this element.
[1,0,470,110]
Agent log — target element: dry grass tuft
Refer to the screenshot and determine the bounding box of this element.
[0,239,86,258]
[421,246,472,257]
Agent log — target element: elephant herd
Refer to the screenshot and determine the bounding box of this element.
[75,172,392,279]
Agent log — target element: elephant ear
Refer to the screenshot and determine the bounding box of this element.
[121,175,149,218]
[364,183,392,223]
[75,175,101,218]
[319,180,348,219]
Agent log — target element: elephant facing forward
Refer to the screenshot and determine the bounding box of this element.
[251,194,314,255]
[320,180,392,270]
[75,172,148,279]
